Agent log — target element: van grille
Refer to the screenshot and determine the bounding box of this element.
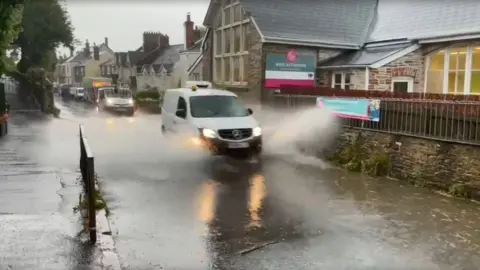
[218,128,252,140]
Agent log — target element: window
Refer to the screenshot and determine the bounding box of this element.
[471,47,480,94]
[213,2,250,86]
[242,25,248,51]
[215,58,222,81]
[176,97,187,119]
[233,56,240,82]
[425,46,480,95]
[215,30,222,55]
[233,4,242,23]
[331,73,351,90]
[392,77,413,93]
[242,54,248,82]
[224,57,231,81]
[189,95,248,118]
[448,48,466,94]
[233,26,241,53]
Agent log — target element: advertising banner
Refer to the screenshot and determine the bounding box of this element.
[317,97,381,122]
[264,49,316,89]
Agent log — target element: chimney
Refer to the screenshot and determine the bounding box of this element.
[84,39,90,56]
[160,34,170,48]
[104,37,108,47]
[143,32,162,53]
[93,44,100,60]
[184,12,194,50]
[69,48,73,57]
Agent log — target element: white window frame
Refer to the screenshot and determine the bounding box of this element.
[213,0,250,86]
[391,77,414,93]
[331,72,351,90]
[425,44,480,95]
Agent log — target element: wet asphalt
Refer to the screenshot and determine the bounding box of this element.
[2,98,480,270]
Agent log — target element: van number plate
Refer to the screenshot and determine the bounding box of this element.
[228,142,249,149]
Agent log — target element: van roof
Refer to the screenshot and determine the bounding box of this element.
[167,88,237,98]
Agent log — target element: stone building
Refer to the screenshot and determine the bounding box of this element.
[200,0,480,105]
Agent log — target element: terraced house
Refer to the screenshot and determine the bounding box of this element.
[200,0,480,104]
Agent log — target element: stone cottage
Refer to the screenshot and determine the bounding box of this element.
[200,0,480,105]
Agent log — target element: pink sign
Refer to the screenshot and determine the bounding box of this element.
[286,49,297,63]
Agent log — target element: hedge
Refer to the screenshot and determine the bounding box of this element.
[135,90,159,100]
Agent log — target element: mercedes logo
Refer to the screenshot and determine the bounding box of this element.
[232,129,242,139]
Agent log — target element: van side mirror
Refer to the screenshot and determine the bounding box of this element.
[175,109,186,118]
[247,108,253,115]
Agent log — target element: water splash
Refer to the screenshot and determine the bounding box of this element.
[259,106,340,167]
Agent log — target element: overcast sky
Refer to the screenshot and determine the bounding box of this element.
[61,1,209,55]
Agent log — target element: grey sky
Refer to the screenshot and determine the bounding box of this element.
[63,1,209,54]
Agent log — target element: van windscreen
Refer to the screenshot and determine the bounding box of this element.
[189,95,248,118]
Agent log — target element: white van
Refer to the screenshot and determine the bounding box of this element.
[161,86,262,155]
[184,81,212,89]
[75,87,85,100]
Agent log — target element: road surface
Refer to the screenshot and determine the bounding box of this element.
[3,98,479,270]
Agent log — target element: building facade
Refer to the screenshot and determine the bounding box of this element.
[201,0,480,105]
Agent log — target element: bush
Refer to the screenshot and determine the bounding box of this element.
[135,90,159,101]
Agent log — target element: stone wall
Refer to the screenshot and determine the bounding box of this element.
[369,49,425,92]
[325,128,480,201]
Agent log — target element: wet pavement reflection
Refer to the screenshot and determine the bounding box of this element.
[4,98,479,270]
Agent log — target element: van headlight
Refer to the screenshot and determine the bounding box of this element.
[253,127,262,136]
[128,99,134,104]
[202,128,216,138]
[105,99,112,105]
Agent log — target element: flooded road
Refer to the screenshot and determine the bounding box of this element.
[6,99,480,269]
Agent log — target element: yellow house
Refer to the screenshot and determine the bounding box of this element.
[69,38,114,85]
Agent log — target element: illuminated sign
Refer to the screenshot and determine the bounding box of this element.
[93,81,111,87]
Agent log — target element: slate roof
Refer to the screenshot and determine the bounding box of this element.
[151,44,184,66]
[127,51,146,66]
[69,51,91,62]
[368,0,480,42]
[204,0,480,48]
[241,0,377,48]
[319,43,412,68]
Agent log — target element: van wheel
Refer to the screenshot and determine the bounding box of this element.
[161,125,166,134]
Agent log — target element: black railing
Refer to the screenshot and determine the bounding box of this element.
[79,124,96,243]
[269,94,480,146]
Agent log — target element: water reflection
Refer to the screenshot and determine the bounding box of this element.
[196,180,216,226]
[247,174,267,229]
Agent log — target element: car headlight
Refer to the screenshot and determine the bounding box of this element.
[202,128,216,138]
[253,127,262,136]
[128,99,134,104]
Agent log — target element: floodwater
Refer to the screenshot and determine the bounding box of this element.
[2,98,479,270]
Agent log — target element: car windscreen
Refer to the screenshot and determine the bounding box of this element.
[105,89,132,98]
[189,95,248,118]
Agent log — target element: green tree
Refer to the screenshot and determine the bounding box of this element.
[0,1,24,75]
[14,0,74,73]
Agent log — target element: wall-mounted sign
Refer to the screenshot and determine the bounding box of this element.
[317,97,381,122]
[265,49,316,89]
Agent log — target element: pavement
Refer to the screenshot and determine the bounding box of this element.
[0,111,117,270]
[1,98,480,270]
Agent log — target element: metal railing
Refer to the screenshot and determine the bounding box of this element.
[79,124,96,243]
[269,93,480,146]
